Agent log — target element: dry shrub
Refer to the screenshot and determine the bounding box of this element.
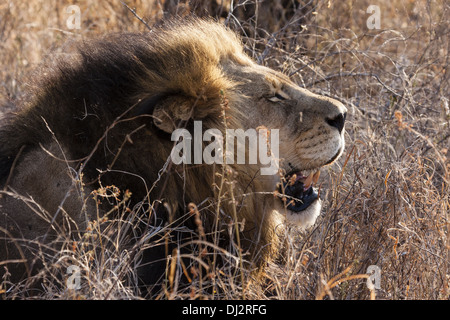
[1,0,448,299]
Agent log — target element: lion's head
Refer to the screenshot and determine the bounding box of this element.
[221,59,347,228]
[0,18,346,292]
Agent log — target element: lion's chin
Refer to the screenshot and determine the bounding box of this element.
[284,198,322,229]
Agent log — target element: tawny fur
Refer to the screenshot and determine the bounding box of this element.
[0,18,346,293]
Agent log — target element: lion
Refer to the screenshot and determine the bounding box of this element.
[0,18,346,296]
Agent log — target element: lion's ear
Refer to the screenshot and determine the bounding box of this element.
[152,104,188,133]
[152,106,173,133]
[136,94,202,133]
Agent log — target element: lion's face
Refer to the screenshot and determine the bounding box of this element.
[223,61,347,228]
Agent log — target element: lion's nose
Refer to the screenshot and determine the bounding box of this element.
[326,112,346,134]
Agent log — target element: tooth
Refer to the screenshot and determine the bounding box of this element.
[304,173,313,189]
[313,170,320,184]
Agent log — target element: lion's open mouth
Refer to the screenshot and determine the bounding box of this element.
[278,170,321,212]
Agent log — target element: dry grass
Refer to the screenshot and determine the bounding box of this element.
[0,0,448,300]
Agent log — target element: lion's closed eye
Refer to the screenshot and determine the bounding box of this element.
[268,92,289,102]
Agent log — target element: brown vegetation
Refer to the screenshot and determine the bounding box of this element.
[0,0,448,299]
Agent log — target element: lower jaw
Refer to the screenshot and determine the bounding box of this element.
[273,169,323,228]
[284,198,322,229]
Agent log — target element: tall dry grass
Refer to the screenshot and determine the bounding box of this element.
[0,0,448,299]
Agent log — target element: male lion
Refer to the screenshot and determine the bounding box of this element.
[0,18,346,296]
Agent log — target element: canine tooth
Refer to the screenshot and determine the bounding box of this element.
[312,171,320,184]
[303,173,314,189]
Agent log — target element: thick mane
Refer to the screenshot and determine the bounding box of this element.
[0,19,250,180]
